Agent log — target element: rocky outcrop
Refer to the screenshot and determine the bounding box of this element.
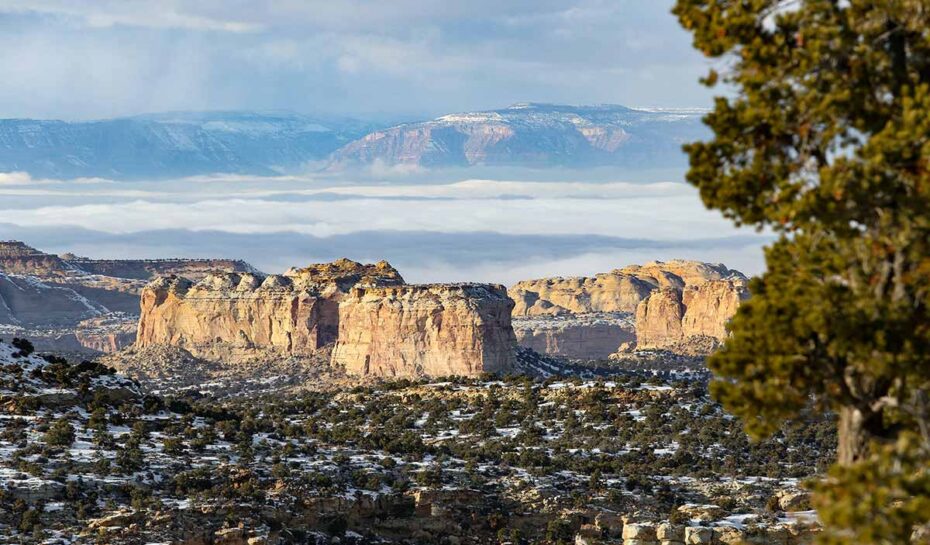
[136,260,402,362]
[509,261,747,358]
[512,313,635,360]
[74,315,138,353]
[510,274,655,316]
[0,241,74,276]
[634,279,749,353]
[136,260,516,378]
[332,284,516,378]
[509,260,745,317]
[0,241,264,355]
[61,255,256,281]
[576,519,820,545]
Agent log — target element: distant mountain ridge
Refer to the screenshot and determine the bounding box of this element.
[0,103,707,179]
[0,111,376,180]
[329,103,707,170]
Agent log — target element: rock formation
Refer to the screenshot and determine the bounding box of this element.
[0,240,74,276]
[74,316,138,353]
[509,260,745,317]
[509,260,748,358]
[331,284,516,377]
[510,274,655,316]
[512,313,635,360]
[136,259,516,378]
[61,255,256,281]
[0,241,263,355]
[634,279,750,353]
[136,260,402,361]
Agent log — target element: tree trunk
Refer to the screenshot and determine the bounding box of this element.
[837,405,870,465]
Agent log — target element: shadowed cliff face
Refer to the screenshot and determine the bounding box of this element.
[136,260,517,378]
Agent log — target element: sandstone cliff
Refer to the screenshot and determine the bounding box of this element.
[512,313,635,360]
[510,261,748,358]
[136,260,403,362]
[510,274,655,316]
[509,260,745,317]
[136,260,516,378]
[331,284,516,378]
[634,279,750,353]
[0,241,73,276]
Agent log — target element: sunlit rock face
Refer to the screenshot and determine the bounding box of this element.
[135,260,404,362]
[634,279,750,354]
[509,260,748,357]
[332,284,517,378]
[136,260,517,378]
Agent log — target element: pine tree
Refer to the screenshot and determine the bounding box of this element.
[672,1,930,541]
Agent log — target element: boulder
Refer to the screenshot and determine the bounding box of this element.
[713,526,745,545]
[656,522,684,541]
[777,490,812,512]
[623,523,657,541]
[684,526,712,545]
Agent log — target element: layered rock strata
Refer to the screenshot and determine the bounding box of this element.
[510,261,748,357]
[634,279,750,353]
[136,260,516,378]
[331,284,516,377]
[0,241,263,354]
[136,260,402,362]
[512,313,635,360]
[509,260,744,317]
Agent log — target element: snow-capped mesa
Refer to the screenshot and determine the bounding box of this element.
[327,103,707,170]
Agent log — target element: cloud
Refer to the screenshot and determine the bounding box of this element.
[0,172,766,283]
[0,224,767,284]
[0,1,261,32]
[0,176,741,240]
[0,0,712,120]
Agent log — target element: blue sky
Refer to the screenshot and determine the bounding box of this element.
[0,0,713,120]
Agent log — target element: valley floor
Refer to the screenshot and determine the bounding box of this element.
[0,340,829,544]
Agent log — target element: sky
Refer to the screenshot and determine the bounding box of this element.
[0,0,713,120]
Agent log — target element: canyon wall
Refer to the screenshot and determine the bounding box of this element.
[331,284,516,378]
[136,260,517,378]
[0,241,265,355]
[512,314,635,360]
[510,261,748,357]
[136,260,403,362]
[509,260,744,317]
[634,279,750,353]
